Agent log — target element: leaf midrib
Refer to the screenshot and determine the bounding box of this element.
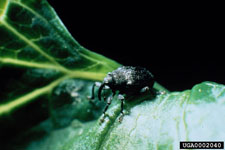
[0,71,106,116]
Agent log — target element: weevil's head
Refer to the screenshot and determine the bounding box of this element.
[98,72,114,101]
[103,72,114,86]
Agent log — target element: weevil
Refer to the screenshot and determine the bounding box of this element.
[90,66,155,122]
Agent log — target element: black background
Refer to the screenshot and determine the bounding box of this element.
[48,1,224,91]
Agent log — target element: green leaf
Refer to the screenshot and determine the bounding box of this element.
[63,82,225,150]
[0,0,121,117]
[5,82,225,150]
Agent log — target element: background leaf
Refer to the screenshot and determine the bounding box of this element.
[0,0,120,114]
[0,0,121,144]
[4,81,225,150]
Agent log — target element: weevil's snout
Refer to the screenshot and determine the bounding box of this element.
[98,82,106,101]
[98,73,113,101]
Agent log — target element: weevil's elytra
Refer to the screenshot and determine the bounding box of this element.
[90,66,155,122]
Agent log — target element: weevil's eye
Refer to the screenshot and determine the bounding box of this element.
[104,74,113,84]
[107,72,112,76]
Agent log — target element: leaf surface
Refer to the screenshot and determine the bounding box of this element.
[0,0,122,144]
[0,0,120,117]
[5,82,225,150]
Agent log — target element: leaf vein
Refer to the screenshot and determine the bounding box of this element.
[1,20,70,73]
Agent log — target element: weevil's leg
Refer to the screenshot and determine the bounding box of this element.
[140,86,160,97]
[112,90,116,97]
[102,95,113,115]
[102,91,116,114]
[103,87,107,101]
[100,92,116,123]
[158,91,166,95]
[118,94,125,122]
[140,86,150,93]
[98,83,106,101]
[102,85,112,101]
[89,82,102,99]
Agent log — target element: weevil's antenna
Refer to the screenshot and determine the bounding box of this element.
[98,83,106,101]
[90,83,96,99]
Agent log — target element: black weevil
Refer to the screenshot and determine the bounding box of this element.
[90,66,155,122]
